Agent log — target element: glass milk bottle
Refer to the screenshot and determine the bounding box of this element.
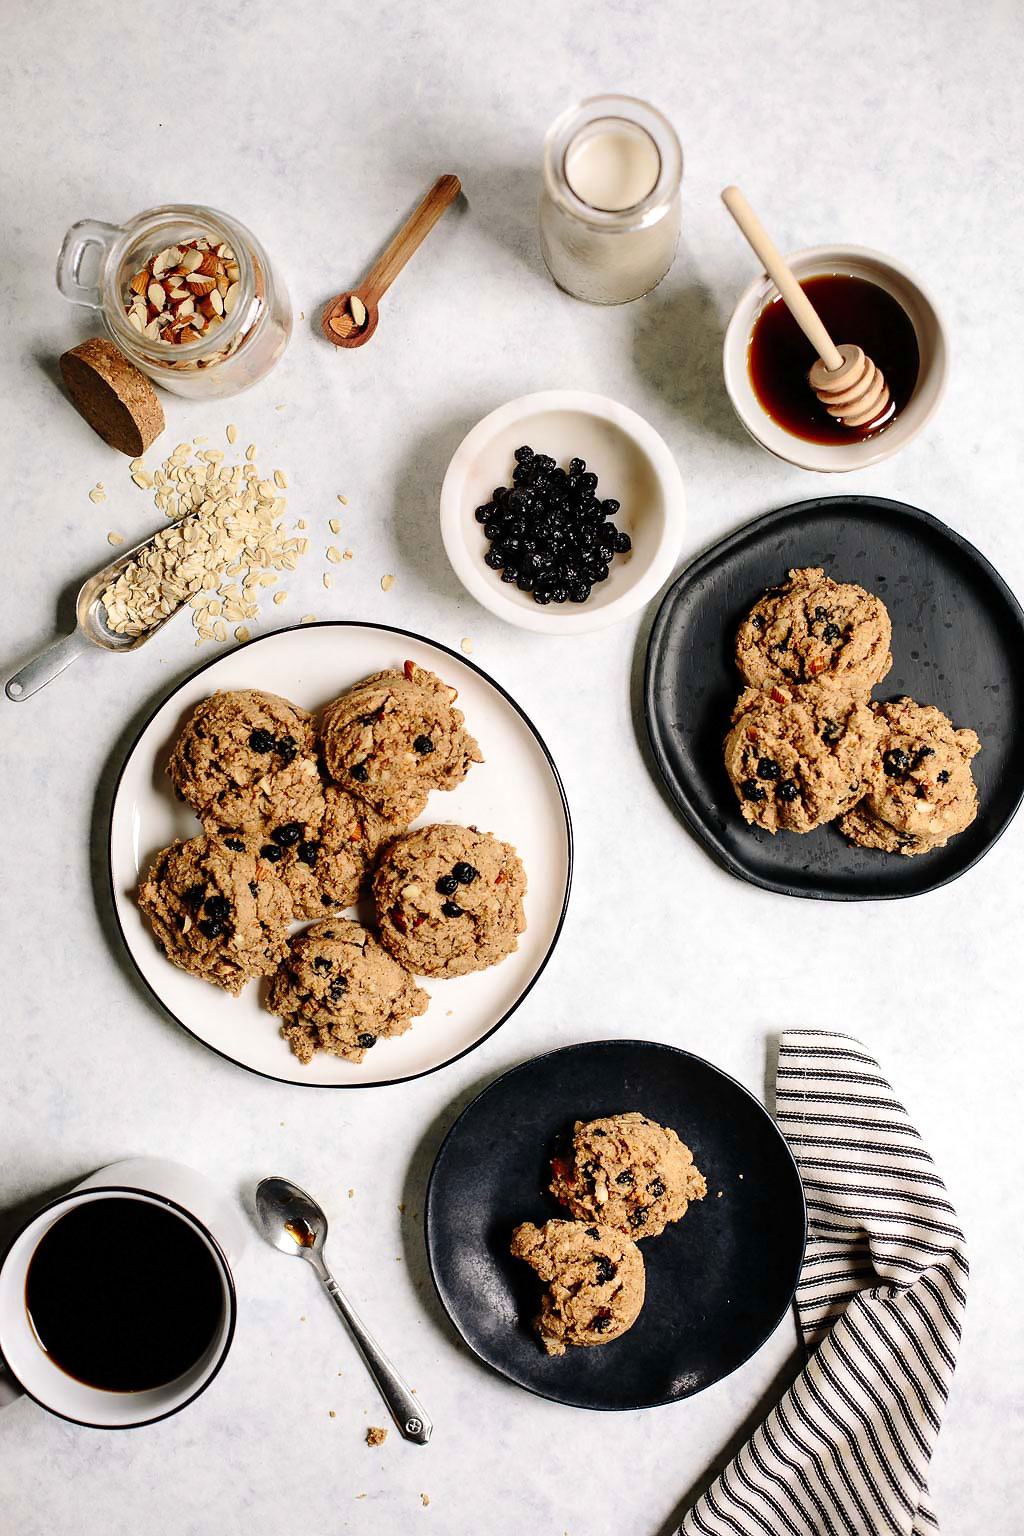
[539,96,683,304]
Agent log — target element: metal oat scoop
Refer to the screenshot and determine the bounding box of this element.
[5,524,191,702]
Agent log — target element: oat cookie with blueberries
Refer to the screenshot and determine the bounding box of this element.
[839,697,981,856]
[724,683,880,834]
[167,689,324,832]
[137,834,293,997]
[205,787,407,920]
[509,1219,646,1356]
[373,824,526,978]
[267,919,429,1065]
[550,1113,707,1241]
[320,662,483,822]
[735,567,893,695]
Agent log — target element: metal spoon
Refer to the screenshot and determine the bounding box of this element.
[5,523,191,702]
[254,1175,432,1446]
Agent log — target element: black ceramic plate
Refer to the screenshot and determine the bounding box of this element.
[645,496,1024,901]
[424,1040,806,1411]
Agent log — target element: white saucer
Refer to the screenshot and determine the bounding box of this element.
[109,622,572,1087]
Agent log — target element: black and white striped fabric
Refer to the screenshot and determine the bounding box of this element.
[681,1029,968,1536]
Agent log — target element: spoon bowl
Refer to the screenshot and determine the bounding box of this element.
[255,1175,329,1258]
[320,290,380,350]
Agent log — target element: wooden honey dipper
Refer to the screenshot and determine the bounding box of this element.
[722,186,890,429]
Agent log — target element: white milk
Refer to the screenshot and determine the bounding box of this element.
[539,96,683,305]
[564,120,661,212]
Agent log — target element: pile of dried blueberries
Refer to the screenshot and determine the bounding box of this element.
[476,446,631,605]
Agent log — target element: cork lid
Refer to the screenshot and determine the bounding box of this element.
[59,338,165,457]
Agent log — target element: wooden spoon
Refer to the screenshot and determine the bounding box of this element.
[721,185,890,428]
[321,174,461,349]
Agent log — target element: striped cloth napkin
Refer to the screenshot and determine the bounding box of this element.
[681,1029,968,1536]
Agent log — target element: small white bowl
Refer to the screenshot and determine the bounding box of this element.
[440,390,686,634]
[723,244,948,473]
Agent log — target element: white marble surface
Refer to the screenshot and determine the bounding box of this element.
[1,1,1022,1531]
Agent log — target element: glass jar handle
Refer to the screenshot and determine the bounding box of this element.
[55,219,122,309]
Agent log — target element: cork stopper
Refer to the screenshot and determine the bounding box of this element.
[59,338,165,457]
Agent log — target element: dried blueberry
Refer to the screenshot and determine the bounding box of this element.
[328,978,348,1001]
[204,895,230,921]
[224,837,245,853]
[313,956,333,974]
[514,444,534,462]
[441,900,463,918]
[276,735,298,764]
[436,874,459,896]
[594,1256,616,1286]
[474,505,492,524]
[615,1170,635,1187]
[356,1033,377,1050]
[613,531,632,554]
[937,769,951,784]
[912,746,935,769]
[741,779,767,802]
[350,762,369,783]
[297,840,319,867]
[814,605,829,622]
[585,1226,600,1238]
[271,821,303,847]
[184,884,205,908]
[823,623,842,643]
[822,720,842,745]
[248,882,258,897]
[197,918,224,939]
[592,1315,612,1333]
[629,1207,650,1229]
[776,779,799,802]
[260,844,283,863]
[647,1177,666,1197]
[883,748,910,777]
[413,735,435,755]
[757,757,780,781]
[452,862,478,885]
[249,728,275,754]
[357,709,383,726]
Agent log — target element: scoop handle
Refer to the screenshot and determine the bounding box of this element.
[363,174,461,305]
[315,1258,432,1445]
[5,630,91,701]
[721,186,844,371]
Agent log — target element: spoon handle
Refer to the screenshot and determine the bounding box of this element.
[363,174,461,305]
[317,1265,432,1445]
[6,629,91,702]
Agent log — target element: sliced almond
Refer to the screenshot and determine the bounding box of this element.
[349,293,367,327]
[129,269,149,295]
[147,281,166,310]
[223,282,239,316]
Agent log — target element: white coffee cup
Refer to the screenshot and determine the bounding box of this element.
[0,1157,246,1428]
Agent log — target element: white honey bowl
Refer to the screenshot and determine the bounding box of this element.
[440,391,686,634]
[723,244,948,473]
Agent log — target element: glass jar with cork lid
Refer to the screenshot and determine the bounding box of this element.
[539,95,683,304]
[56,204,292,399]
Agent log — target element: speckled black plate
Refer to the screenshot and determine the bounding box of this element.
[424,1041,806,1412]
[645,496,1024,900]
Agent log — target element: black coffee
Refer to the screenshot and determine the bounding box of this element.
[25,1197,224,1393]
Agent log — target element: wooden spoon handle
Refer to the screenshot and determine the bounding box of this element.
[721,185,843,371]
[363,174,461,305]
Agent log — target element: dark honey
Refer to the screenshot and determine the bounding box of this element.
[748,274,919,444]
[25,1197,224,1393]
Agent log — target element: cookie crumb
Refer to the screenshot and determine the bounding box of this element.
[380,573,395,591]
[398,1203,406,1214]
[348,1188,355,1198]
[344,548,354,560]
[366,1426,387,1447]
[328,1410,336,1418]
[717,1191,723,1198]
[421,1494,430,1507]
[330,518,341,534]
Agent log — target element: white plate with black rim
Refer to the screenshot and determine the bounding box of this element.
[109,622,572,1087]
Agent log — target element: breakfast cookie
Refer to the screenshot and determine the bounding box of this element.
[735,567,893,694]
[168,690,324,832]
[373,824,526,978]
[267,919,429,1065]
[839,697,981,856]
[320,662,483,821]
[205,788,406,920]
[550,1113,707,1240]
[724,682,880,834]
[509,1220,645,1356]
[137,835,292,997]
